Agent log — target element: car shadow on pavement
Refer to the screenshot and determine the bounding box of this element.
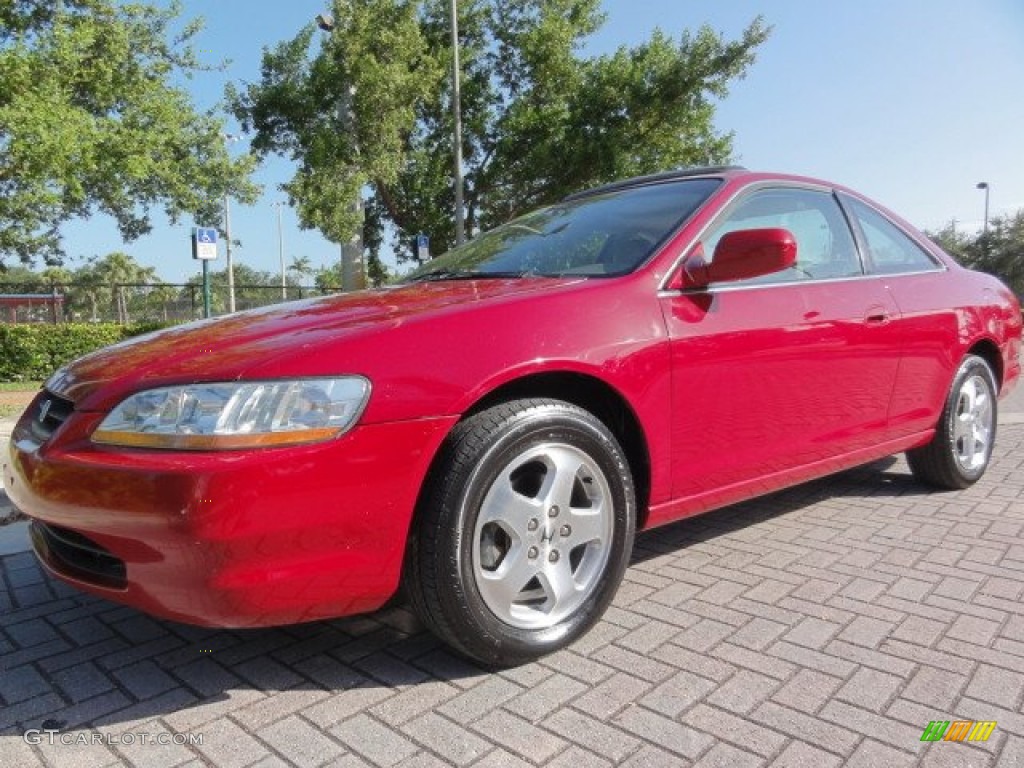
[0,454,955,736]
[1,567,483,736]
[632,456,939,564]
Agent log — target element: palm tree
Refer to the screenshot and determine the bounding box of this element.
[145,283,184,323]
[38,266,74,322]
[71,264,106,322]
[84,252,157,323]
[288,255,311,278]
[287,256,314,299]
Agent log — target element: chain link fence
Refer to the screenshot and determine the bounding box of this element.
[0,282,333,325]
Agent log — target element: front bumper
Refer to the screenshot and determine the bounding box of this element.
[3,391,457,627]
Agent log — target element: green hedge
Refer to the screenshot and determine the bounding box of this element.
[0,322,168,382]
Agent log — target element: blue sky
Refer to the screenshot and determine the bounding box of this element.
[60,0,1024,283]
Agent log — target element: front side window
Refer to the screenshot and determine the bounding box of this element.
[404,178,721,280]
[700,187,862,285]
[843,196,942,274]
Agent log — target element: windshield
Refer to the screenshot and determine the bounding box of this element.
[404,178,721,281]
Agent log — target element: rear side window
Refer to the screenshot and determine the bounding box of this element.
[844,197,941,274]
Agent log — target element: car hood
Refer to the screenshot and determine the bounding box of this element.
[48,278,579,409]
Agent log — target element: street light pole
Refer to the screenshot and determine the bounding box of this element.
[317,11,365,292]
[976,181,990,235]
[273,202,287,300]
[450,0,466,246]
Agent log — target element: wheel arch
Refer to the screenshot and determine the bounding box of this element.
[408,371,653,548]
[465,372,652,523]
[967,337,1003,390]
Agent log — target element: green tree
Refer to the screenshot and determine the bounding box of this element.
[39,266,74,285]
[184,263,291,315]
[229,0,769,262]
[140,283,184,324]
[0,0,260,267]
[73,252,157,323]
[925,222,971,261]
[962,212,1024,297]
[68,264,106,321]
[366,255,391,288]
[0,264,39,285]
[314,264,342,293]
[288,255,314,283]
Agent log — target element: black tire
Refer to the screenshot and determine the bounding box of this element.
[404,398,636,667]
[907,355,998,489]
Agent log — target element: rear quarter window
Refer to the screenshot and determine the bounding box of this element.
[845,197,942,274]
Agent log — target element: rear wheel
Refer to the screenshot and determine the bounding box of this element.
[907,355,997,489]
[404,398,636,666]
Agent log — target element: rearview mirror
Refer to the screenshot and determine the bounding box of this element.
[679,228,797,288]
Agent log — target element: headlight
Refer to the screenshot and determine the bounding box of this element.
[92,377,370,450]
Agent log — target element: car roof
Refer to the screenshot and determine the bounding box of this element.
[562,165,749,201]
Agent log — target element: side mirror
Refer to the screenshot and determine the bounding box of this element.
[678,228,798,288]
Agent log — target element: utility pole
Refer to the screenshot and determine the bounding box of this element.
[223,134,241,312]
[223,194,235,312]
[450,0,466,245]
[273,202,287,300]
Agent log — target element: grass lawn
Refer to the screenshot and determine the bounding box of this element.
[0,381,42,392]
[0,381,41,419]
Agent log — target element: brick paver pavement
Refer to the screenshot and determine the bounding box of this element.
[2,415,1024,766]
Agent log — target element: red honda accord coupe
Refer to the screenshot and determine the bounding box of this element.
[5,167,1022,665]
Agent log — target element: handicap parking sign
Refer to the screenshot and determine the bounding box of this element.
[192,227,218,260]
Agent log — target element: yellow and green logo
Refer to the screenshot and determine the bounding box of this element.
[921,720,996,742]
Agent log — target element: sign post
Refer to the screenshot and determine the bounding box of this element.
[416,233,430,262]
[192,227,218,318]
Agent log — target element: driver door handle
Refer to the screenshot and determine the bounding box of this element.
[864,306,890,325]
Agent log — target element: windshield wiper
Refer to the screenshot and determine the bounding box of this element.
[406,269,474,282]
[407,269,534,283]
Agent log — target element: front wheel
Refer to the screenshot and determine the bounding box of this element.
[404,398,636,666]
[907,354,998,489]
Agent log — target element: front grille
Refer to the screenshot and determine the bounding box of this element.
[30,522,127,590]
[26,390,75,443]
